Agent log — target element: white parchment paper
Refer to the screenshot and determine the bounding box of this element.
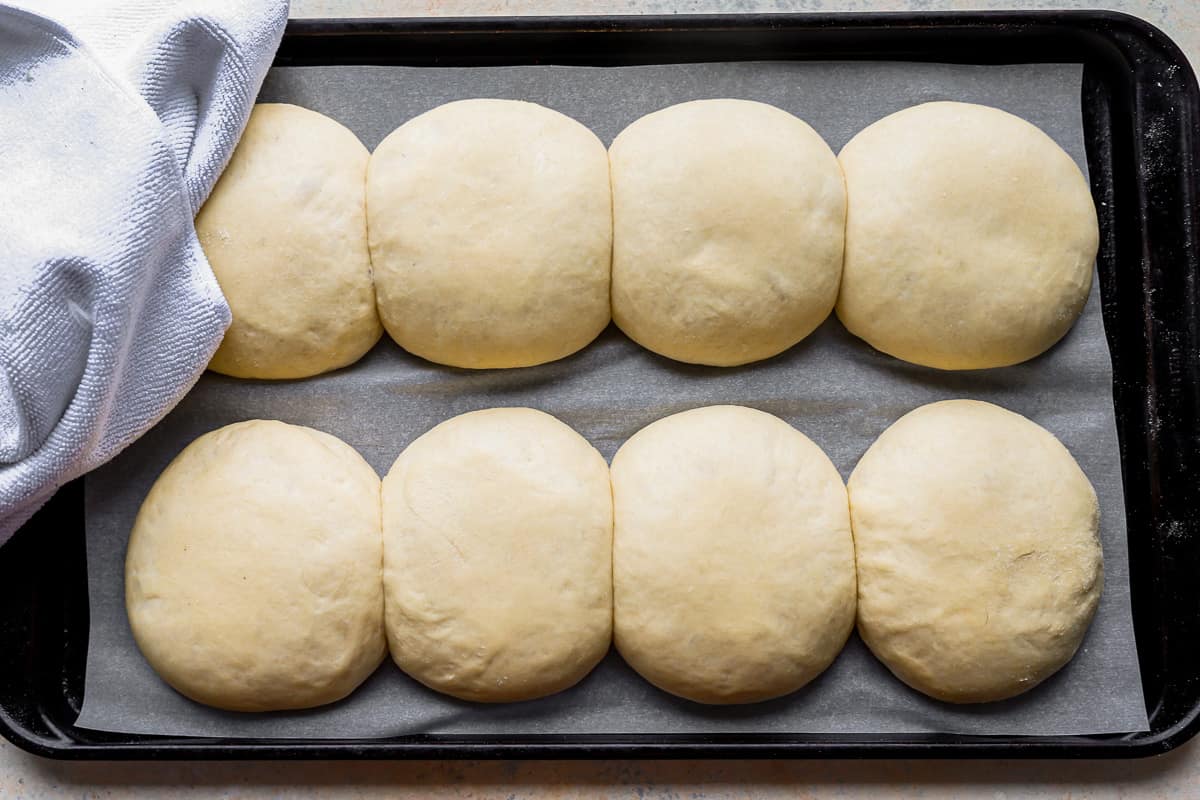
[76,61,1149,737]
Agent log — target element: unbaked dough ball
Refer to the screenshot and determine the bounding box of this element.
[609,99,845,367]
[837,101,1099,370]
[125,420,385,711]
[382,408,612,702]
[367,100,612,369]
[849,400,1103,703]
[611,405,856,704]
[196,103,381,379]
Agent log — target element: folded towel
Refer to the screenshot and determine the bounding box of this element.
[0,0,288,543]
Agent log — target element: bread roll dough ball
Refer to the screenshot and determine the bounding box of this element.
[609,100,845,367]
[382,408,612,702]
[367,100,612,369]
[849,400,1103,703]
[125,420,385,711]
[611,405,856,704]
[837,101,1099,370]
[197,103,381,379]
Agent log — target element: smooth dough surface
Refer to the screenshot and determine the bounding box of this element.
[611,405,856,704]
[125,420,385,712]
[197,103,381,379]
[382,408,613,702]
[367,100,612,369]
[836,101,1099,370]
[609,99,846,367]
[848,400,1103,703]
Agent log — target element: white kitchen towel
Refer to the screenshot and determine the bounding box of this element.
[0,0,287,543]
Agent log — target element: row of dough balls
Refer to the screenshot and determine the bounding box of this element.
[198,98,1099,378]
[126,401,1103,712]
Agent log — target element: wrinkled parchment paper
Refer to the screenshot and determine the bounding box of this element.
[76,61,1149,737]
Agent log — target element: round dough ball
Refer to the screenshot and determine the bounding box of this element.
[612,405,856,704]
[197,103,381,379]
[125,420,385,711]
[609,99,845,367]
[837,101,1099,370]
[849,400,1103,703]
[367,100,612,369]
[382,408,612,702]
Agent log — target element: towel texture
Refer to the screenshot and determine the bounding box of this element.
[0,0,288,542]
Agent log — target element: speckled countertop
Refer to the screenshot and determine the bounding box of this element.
[4,1,1200,797]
